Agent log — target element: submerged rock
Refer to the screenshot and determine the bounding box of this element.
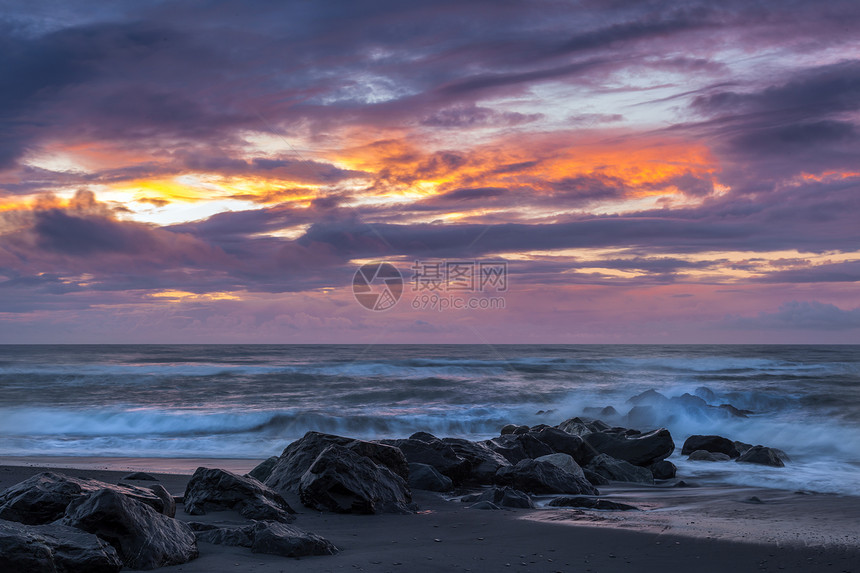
[299,445,414,514]
[0,472,174,525]
[493,459,598,495]
[736,445,785,467]
[184,467,296,523]
[62,488,198,570]
[0,519,122,573]
[681,435,741,458]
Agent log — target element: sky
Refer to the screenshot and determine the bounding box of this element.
[1,0,860,344]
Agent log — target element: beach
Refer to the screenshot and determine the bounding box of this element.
[2,458,858,573]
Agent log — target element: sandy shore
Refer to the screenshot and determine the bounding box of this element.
[2,458,858,573]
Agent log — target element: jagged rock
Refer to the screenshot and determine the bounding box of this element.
[0,519,122,573]
[530,427,590,465]
[493,459,598,495]
[299,445,414,514]
[266,432,409,495]
[121,472,158,481]
[688,450,732,462]
[407,463,453,492]
[381,435,469,483]
[482,433,553,464]
[247,456,279,482]
[681,435,741,458]
[556,417,610,436]
[694,386,717,402]
[583,406,620,419]
[147,484,176,518]
[534,453,582,477]
[648,460,677,480]
[736,446,785,467]
[62,489,198,570]
[626,389,669,406]
[547,496,640,511]
[0,472,173,525]
[734,440,753,455]
[184,467,296,523]
[586,454,654,484]
[581,428,674,466]
[191,521,337,557]
[471,487,534,509]
[442,438,510,483]
[583,468,610,486]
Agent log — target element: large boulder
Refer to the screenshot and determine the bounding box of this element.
[534,453,582,477]
[184,467,296,523]
[681,435,741,458]
[493,459,598,495]
[62,489,198,570]
[407,463,453,492]
[247,456,279,482]
[481,433,553,464]
[442,438,510,484]
[266,432,409,495]
[530,427,590,465]
[299,445,414,514]
[461,487,534,509]
[648,460,677,480]
[736,446,785,467]
[191,521,337,557]
[586,454,654,484]
[0,519,122,573]
[581,428,674,467]
[0,472,173,525]
[385,435,470,483]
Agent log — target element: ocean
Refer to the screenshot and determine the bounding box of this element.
[1,344,858,494]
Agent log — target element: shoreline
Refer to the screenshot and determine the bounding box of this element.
[2,460,858,572]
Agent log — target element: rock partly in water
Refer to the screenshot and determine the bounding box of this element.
[0,472,174,525]
[648,460,677,480]
[681,435,741,458]
[191,521,337,557]
[266,432,409,495]
[688,450,732,462]
[0,519,122,573]
[736,445,786,467]
[247,456,279,482]
[547,497,640,511]
[407,463,453,492]
[62,488,198,570]
[299,445,414,514]
[493,459,598,495]
[586,454,654,484]
[184,467,296,523]
[581,428,675,467]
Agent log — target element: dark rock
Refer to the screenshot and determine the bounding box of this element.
[530,427,590,465]
[681,435,741,458]
[408,431,438,443]
[583,406,620,419]
[736,445,785,467]
[121,472,158,481]
[547,496,640,511]
[299,445,414,514]
[534,453,582,477]
[247,456,279,482]
[191,521,337,557]
[625,405,658,428]
[383,436,470,483]
[626,389,669,406]
[62,489,198,570]
[648,460,677,480]
[470,486,534,509]
[500,424,519,435]
[744,496,764,504]
[688,450,732,462]
[772,448,791,462]
[556,417,610,436]
[512,425,530,435]
[733,440,754,455]
[673,480,700,488]
[0,519,122,573]
[673,393,709,409]
[407,463,453,492]
[493,459,598,495]
[147,484,176,518]
[583,468,610,486]
[482,433,553,464]
[184,467,296,523]
[586,454,654,484]
[0,472,173,525]
[718,404,751,417]
[529,423,552,432]
[266,432,409,495]
[581,428,674,467]
[469,501,501,510]
[442,438,510,484]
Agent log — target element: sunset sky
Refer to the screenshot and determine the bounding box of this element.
[1,0,860,343]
